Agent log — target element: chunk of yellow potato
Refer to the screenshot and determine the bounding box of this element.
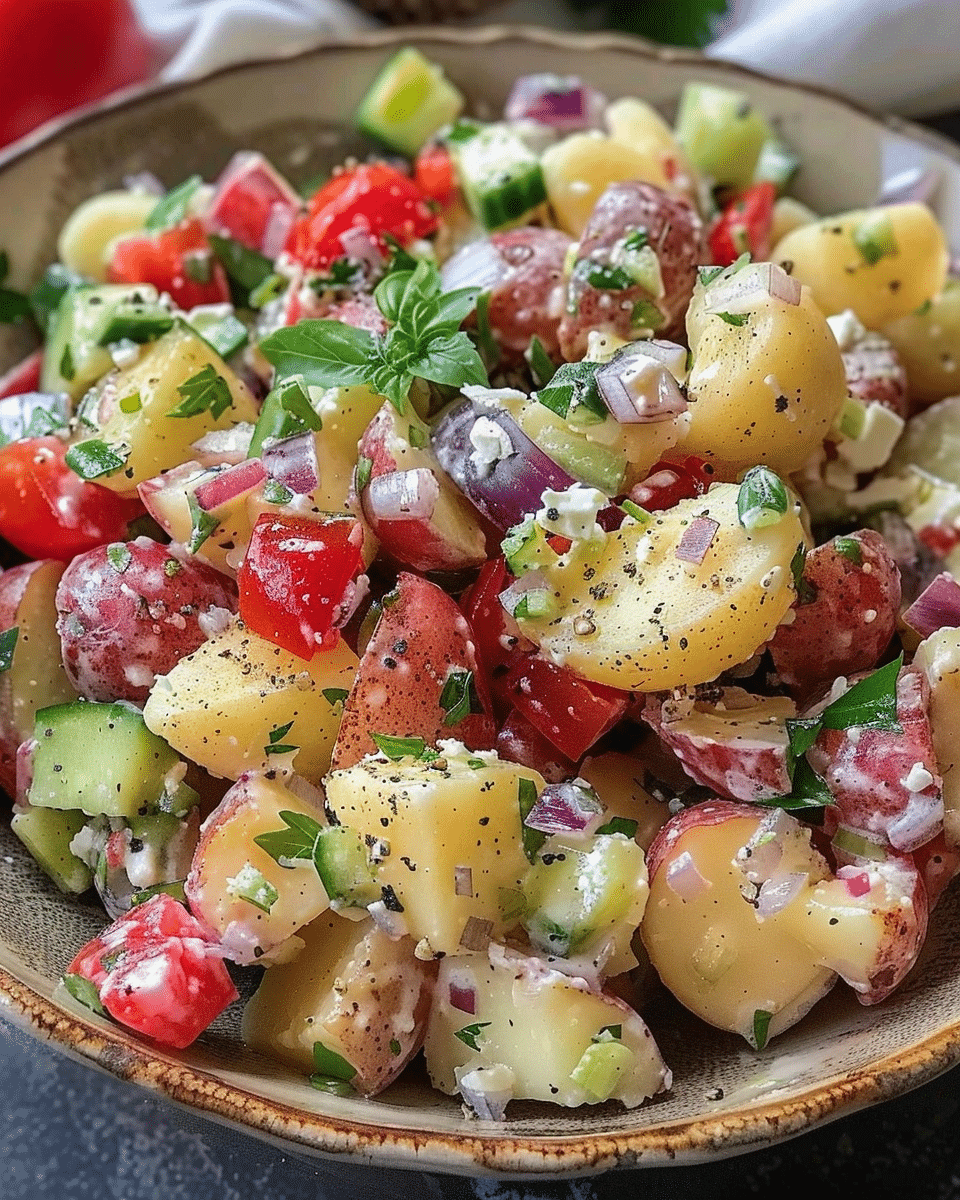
[143,617,357,783]
[772,202,949,329]
[511,481,805,692]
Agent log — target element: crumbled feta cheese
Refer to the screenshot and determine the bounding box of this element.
[902,762,935,793]
[536,483,606,541]
[827,309,868,350]
[468,416,514,475]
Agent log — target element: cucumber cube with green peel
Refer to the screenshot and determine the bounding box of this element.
[28,701,182,820]
[10,805,92,895]
[448,123,547,231]
[356,47,465,157]
[675,81,773,191]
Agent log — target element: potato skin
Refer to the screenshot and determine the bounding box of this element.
[772,202,949,330]
[677,271,847,478]
[56,537,238,704]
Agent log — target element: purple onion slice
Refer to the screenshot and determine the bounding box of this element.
[431,393,576,532]
[504,73,607,132]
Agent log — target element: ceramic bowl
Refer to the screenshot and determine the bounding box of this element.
[2,24,960,1180]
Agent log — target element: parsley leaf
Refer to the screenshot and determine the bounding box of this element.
[168,364,234,420]
[64,439,128,480]
[254,810,324,865]
[186,492,219,552]
[440,669,482,727]
[0,626,17,672]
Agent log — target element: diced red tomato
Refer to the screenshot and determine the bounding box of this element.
[0,349,42,400]
[0,436,143,561]
[503,653,631,761]
[626,454,716,513]
[204,151,301,255]
[107,218,231,310]
[414,144,457,209]
[237,513,365,659]
[285,162,438,271]
[65,892,238,1050]
[708,182,777,267]
[459,556,534,720]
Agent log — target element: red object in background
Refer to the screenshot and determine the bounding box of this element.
[0,0,154,149]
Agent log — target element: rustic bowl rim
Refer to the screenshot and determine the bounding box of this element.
[2,21,960,1178]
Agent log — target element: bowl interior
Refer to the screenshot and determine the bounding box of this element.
[1,26,960,1178]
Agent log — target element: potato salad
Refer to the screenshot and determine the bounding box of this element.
[2,47,959,1119]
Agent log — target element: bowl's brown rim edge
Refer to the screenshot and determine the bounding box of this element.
[1,20,960,1177]
[4,959,960,1177]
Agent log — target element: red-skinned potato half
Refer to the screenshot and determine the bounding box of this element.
[331,572,497,770]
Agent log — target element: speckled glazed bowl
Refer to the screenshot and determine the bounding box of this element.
[2,25,960,1180]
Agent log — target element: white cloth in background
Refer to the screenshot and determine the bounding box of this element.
[132,0,960,118]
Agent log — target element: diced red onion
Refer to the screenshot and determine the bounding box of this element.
[675,516,719,564]
[260,431,321,495]
[364,468,439,522]
[665,850,711,900]
[456,1065,514,1122]
[190,423,255,468]
[432,395,576,532]
[596,347,688,425]
[901,572,960,638]
[877,166,939,207]
[459,916,493,952]
[596,504,627,532]
[755,872,807,919]
[193,458,267,511]
[440,238,507,294]
[737,809,787,882]
[262,201,298,260]
[332,573,369,633]
[837,866,872,898]
[339,225,386,270]
[523,779,603,835]
[284,774,327,811]
[504,73,607,131]
[706,261,801,315]
[448,972,477,1014]
[454,865,474,898]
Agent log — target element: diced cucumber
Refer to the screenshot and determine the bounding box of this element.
[523,418,625,495]
[313,825,379,909]
[522,831,645,959]
[675,81,772,191]
[248,375,322,457]
[28,701,181,820]
[189,308,249,359]
[41,284,167,400]
[448,123,547,231]
[10,805,92,895]
[356,47,465,157]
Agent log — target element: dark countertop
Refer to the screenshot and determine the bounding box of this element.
[3,73,960,1200]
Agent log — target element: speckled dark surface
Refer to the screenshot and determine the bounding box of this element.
[2,62,960,1200]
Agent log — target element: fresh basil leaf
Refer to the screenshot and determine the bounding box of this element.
[62,973,107,1017]
[30,264,85,332]
[596,816,639,838]
[753,1008,773,1051]
[0,286,30,324]
[312,1041,357,1081]
[716,311,749,326]
[526,335,556,388]
[259,319,376,389]
[518,776,545,863]
[412,333,488,390]
[818,654,903,733]
[371,733,428,761]
[168,363,233,420]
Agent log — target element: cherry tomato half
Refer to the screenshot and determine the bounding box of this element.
[108,218,231,310]
[238,513,365,660]
[0,436,143,561]
[285,162,438,271]
[414,144,457,209]
[708,182,777,267]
